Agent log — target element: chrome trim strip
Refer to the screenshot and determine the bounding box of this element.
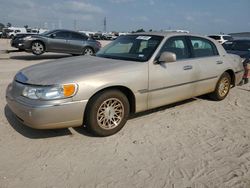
[138,76,218,94]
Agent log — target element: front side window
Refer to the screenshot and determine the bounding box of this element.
[190,37,218,58]
[54,31,70,39]
[96,35,163,62]
[159,36,190,60]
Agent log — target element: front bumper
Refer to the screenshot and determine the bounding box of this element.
[6,84,88,129]
[11,40,32,50]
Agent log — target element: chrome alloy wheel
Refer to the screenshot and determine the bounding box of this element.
[31,42,44,55]
[218,77,230,97]
[97,98,124,130]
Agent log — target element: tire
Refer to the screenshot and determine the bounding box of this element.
[85,90,130,136]
[31,41,45,55]
[83,47,94,56]
[209,72,231,101]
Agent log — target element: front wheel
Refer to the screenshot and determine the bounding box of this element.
[83,47,94,56]
[85,90,130,136]
[209,72,231,101]
[31,41,45,55]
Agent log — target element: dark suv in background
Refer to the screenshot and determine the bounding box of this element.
[223,39,250,84]
[13,29,101,56]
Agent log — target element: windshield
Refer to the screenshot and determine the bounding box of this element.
[41,30,54,36]
[96,35,164,62]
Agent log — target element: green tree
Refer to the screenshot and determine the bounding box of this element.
[7,22,11,27]
[135,28,145,33]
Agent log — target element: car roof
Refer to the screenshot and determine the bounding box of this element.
[129,32,212,40]
[208,34,231,37]
[129,32,199,37]
[50,29,83,34]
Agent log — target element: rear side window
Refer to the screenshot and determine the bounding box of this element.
[159,36,190,60]
[71,32,88,40]
[190,37,219,58]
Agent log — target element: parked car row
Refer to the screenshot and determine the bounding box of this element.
[6,32,245,136]
[10,29,101,56]
[2,27,48,39]
[208,34,233,44]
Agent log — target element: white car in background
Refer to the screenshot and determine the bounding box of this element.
[208,35,233,44]
[7,27,27,38]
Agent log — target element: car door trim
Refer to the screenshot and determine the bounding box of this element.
[139,76,218,94]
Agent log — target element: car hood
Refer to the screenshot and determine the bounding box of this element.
[15,56,139,85]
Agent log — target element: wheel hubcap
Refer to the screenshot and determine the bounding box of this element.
[32,43,43,54]
[84,48,93,55]
[218,77,230,97]
[97,98,124,130]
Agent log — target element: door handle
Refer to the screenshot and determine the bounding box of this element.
[216,60,223,64]
[183,65,193,70]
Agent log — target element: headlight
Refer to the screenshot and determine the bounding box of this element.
[22,83,78,100]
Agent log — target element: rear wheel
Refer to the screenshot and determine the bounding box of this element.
[209,72,231,100]
[85,90,130,136]
[83,47,94,56]
[31,41,45,55]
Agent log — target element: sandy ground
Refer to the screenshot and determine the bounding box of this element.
[0,39,250,188]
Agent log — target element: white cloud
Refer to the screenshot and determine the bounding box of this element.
[110,0,134,3]
[185,16,195,22]
[149,0,155,5]
[53,1,103,14]
[131,16,149,22]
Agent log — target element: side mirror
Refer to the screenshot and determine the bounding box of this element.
[158,52,176,63]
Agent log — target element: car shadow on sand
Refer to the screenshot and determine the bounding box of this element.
[10,53,71,61]
[129,98,199,120]
[4,97,210,139]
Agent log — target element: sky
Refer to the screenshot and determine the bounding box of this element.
[0,0,250,34]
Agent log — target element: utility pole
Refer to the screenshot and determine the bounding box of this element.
[104,17,107,32]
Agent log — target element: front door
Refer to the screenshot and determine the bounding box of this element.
[48,31,71,53]
[148,36,200,109]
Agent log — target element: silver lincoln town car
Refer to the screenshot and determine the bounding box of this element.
[6,32,244,136]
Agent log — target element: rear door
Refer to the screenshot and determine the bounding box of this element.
[67,32,88,54]
[148,36,200,109]
[188,36,226,95]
